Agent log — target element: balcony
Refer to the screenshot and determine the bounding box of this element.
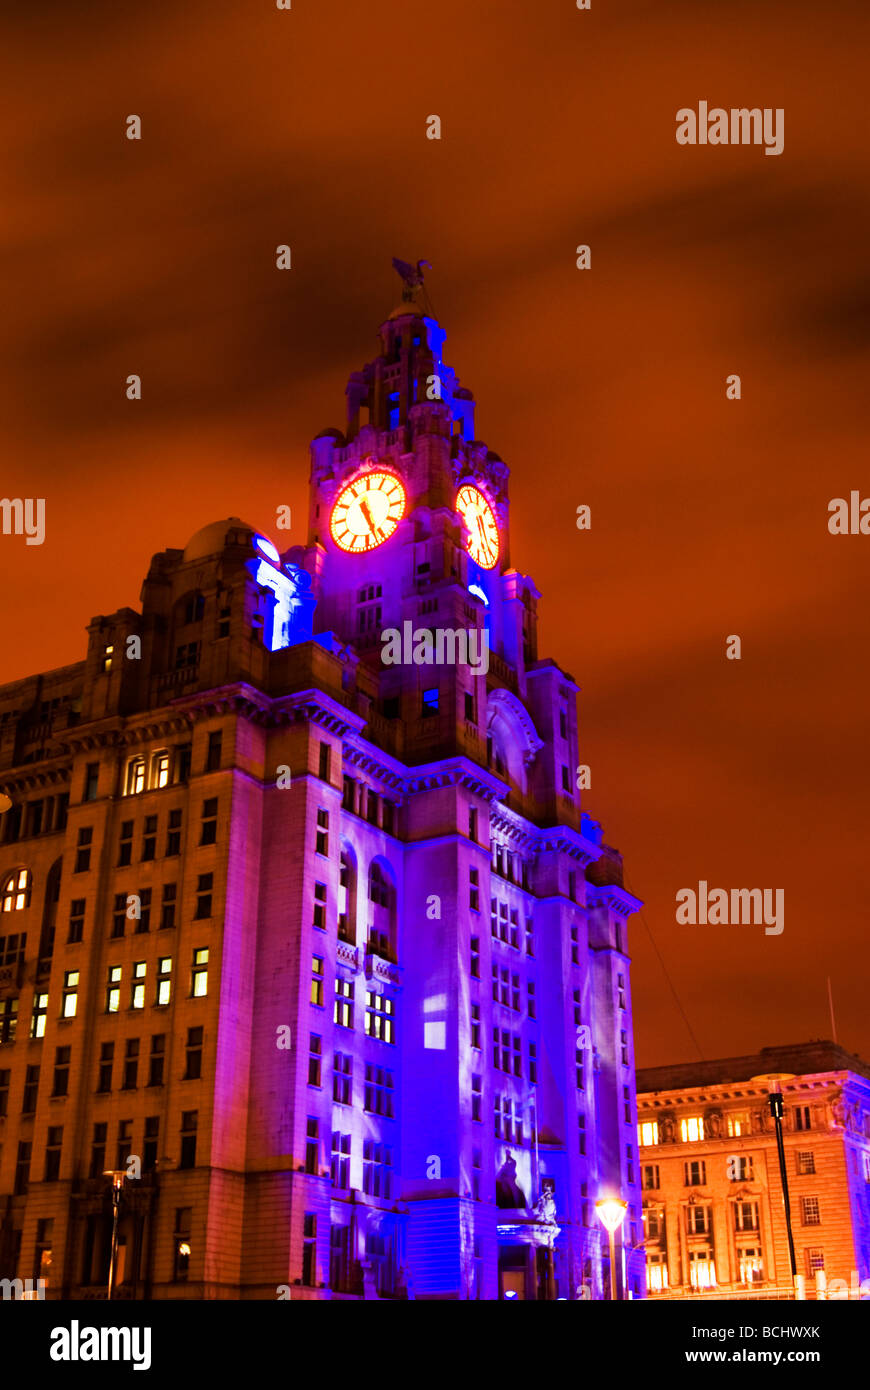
[336,940,360,972]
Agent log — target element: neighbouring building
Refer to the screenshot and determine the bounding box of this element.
[636,1041,870,1299]
[0,273,643,1300]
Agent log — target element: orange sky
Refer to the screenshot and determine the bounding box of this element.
[2,0,869,1066]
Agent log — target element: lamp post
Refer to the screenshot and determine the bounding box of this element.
[751,1073,801,1299]
[103,1169,128,1300]
[596,1197,629,1301]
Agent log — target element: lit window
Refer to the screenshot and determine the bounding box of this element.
[131,961,147,1009]
[2,869,31,913]
[125,758,146,796]
[156,957,172,1006]
[192,949,209,997]
[311,956,325,1007]
[681,1116,704,1143]
[647,1254,669,1293]
[365,991,394,1043]
[153,750,170,788]
[727,1111,751,1137]
[62,970,79,1018]
[316,809,329,857]
[639,1121,659,1147]
[103,644,114,672]
[334,977,353,1028]
[31,992,49,1038]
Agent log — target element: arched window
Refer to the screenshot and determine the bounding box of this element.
[2,868,31,913]
[125,757,146,796]
[151,750,170,789]
[339,847,357,944]
[367,860,397,961]
[369,863,390,909]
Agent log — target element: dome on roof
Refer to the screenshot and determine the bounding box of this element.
[385,302,426,321]
[183,518,256,563]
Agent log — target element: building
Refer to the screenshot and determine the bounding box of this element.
[0,274,643,1300]
[636,1041,870,1299]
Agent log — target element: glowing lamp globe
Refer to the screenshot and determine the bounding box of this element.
[595,1197,629,1234]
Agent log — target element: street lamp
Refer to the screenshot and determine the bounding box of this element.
[751,1073,802,1299]
[596,1197,629,1301]
[103,1169,128,1300]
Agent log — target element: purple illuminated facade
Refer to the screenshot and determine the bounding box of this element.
[0,285,643,1299]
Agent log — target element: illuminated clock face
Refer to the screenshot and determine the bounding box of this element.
[329,471,407,553]
[456,485,499,569]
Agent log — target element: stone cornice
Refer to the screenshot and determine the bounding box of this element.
[400,756,508,803]
[0,760,73,796]
[587,884,644,918]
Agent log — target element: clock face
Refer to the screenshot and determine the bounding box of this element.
[329,471,407,553]
[456,484,499,569]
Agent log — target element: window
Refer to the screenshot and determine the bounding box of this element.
[366,991,394,1043]
[356,584,382,636]
[125,758,145,796]
[135,887,151,933]
[2,868,30,912]
[470,936,480,979]
[805,1248,825,1275]
[528,1040,537,1084]
[313,882,327,931]
[382,801,395,835]
[156,956,172,1005]
[111,892,126,939]
[97,1043,114,1093]
[302,1213,317,1286]
[362,1140,392,1198]
[68,898,85,944]
[15,1140,31,1195]
[206,731,222,772]
[527,980,536,1019]
[688,1251,717,1290]
[331,1131,351,1189]
[192,948,209,997]
[333,1052,352,1104]
[179,1111,197,1168]
[617,972,626,1009]
[103,644,114,673]
[318,741,331,782]
[84,762,99,802]
[471,1002,481,1049]
[684,1160,707,1187]
[469,806,478,842]
[218,606,231,639]
[570,925,579,965]
[578,1113,586,1155]
[185,1026,203,1080]
[575,1046,585,1090]
[0,997,17,1044]
[31,991,48,1038]
[364,1063,394,1116]
[161,883,177,931]
[305,1118,319,1174]
[89,1123,107,1178]
[334,977,353,1027]
[729,1155,754,1182]
[194,873,213,919]
[727,1111,751,1137]
[166,809,182,856]
[561,765,571,791]
[464,691,475,723]
[131,961,146,1009]
[316,809,329,857]
[62,969,79,1018]
[734,1201,758,1231]
[801,1196,821,1226]
[646,1207,664,1239]
[525,918,534,957]
[620,1029,629,1066]
[639,1121,659,1146]
[22,1064,39,1113]
[422,687,439,716]
[52,1045,70,1097]
[74,827,93,873]
[175,641,198,669]
[0,1068,11,1117]
[681,1116,704,1143]
[687,1204,710,1235]
[647,1253,668,1293]
[737,1246,764,1285]
[471,1074,482,1121]
[174,1208,192,1281]
[122,1039,139,1090]
[143,1117,160,1171]
[796,1150,816,1176]
[148,1035,166,1087]
[200,798,218,846]
[311,956,325,1011]
[626,1143,635,1184]
[794,1105,812,1132]
[174,743,192,784]
[369,862,390,908]
[153,750,170,789]
[142,815,157,861]
[469,867,479,912]
[642,1164,660,1190]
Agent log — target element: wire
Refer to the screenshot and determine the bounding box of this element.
[623,872,705,1062]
